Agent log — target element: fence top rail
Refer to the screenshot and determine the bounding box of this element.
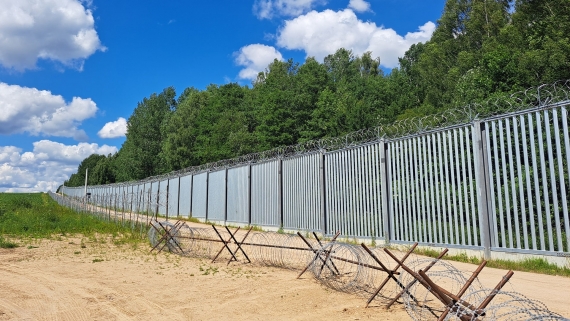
[61,80,570,190]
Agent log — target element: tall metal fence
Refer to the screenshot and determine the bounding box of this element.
[59,82,570,261]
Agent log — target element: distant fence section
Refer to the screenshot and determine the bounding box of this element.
[59,82,570,264]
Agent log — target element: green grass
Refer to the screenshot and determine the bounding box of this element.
[0,193,145,245]
[413,247,570,277]
[0,235,17,248]
[187,217,202,223]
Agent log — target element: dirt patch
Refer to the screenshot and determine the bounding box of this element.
[0,236,568,320]
[0,237,407,320]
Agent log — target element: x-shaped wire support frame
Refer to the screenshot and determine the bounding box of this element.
[296,231,341,279]
[211,225,253,265]
[361,242,418,308]
[383,247,449,309]
[384,248,514,321]
[149,220,185,254]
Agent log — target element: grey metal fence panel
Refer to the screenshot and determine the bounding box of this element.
[115,186,122,211]
[102,187,107,209]
[282,153,322,232]
[251,160,280,227]
[150,181,159,214]
[99,187,105,207]
[144,182,153,214]
[131,184,139,212]
[192,172,207,219]
[325,143,383,239]
[485,106,570,254]
[122,185,130,211]
[140,183,148,213]
[226,166,249,224]
[168,177,180,217]
[111,186,121,211]
[178,174,192,217]
[115,186,121,212]
[117,185,127,212]
[208,170,226,222]
[143,183,151,213]
[124,185,132,213]
[127,185,133,212]
[121,185,128,212]
[138,183,147,213]
[158,180,168,215]
[388,125,481,247]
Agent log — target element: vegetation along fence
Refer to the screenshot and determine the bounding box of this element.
[58,81,570,263]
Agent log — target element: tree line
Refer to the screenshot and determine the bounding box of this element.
[64,0,570,188]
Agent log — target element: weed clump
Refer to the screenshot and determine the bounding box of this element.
[0,235,17,249]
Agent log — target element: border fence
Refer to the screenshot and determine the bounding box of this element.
[58,81,570,264]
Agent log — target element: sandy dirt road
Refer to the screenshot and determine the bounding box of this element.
[0,235,568,321]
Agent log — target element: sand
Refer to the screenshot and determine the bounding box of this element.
[0,235,569,321]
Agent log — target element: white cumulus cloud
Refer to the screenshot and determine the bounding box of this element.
[235,44,284,80]
[98,117,127,138]
[348,0,371,13]
[0,0,106,71]
[0,140,118,192]
[253,0,327,19]
[0,164,36,191]
[0,82,98,141]
[276,9,436,68]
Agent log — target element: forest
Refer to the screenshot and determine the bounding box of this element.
[64,0,570,187]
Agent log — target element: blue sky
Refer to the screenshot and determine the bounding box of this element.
[0,0,445,192]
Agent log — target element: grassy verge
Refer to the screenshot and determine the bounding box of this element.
[0,193,145,247]
[413,247,570,278]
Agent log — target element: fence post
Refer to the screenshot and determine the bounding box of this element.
[177,177,181,218]
[146,185,151,225]
[379,138,391,245]
[224,168,228,224]
[130,184,134,215]
[473,120,492,259]
[278,158,283,229]
[320,151,327,235]
[155,181,160,221]
[248,164,252,225]
[166,180,170,221]
[189,174,194,218]
[122,188,126,225]
[205,171,210,221]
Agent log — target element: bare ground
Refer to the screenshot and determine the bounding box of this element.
[0,235,568,321]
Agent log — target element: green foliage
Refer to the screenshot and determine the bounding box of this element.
[65,154,107,187]
[116,87,177,180]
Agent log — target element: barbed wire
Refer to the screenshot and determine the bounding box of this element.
[62,80,570,190]
[444,290,568,320]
